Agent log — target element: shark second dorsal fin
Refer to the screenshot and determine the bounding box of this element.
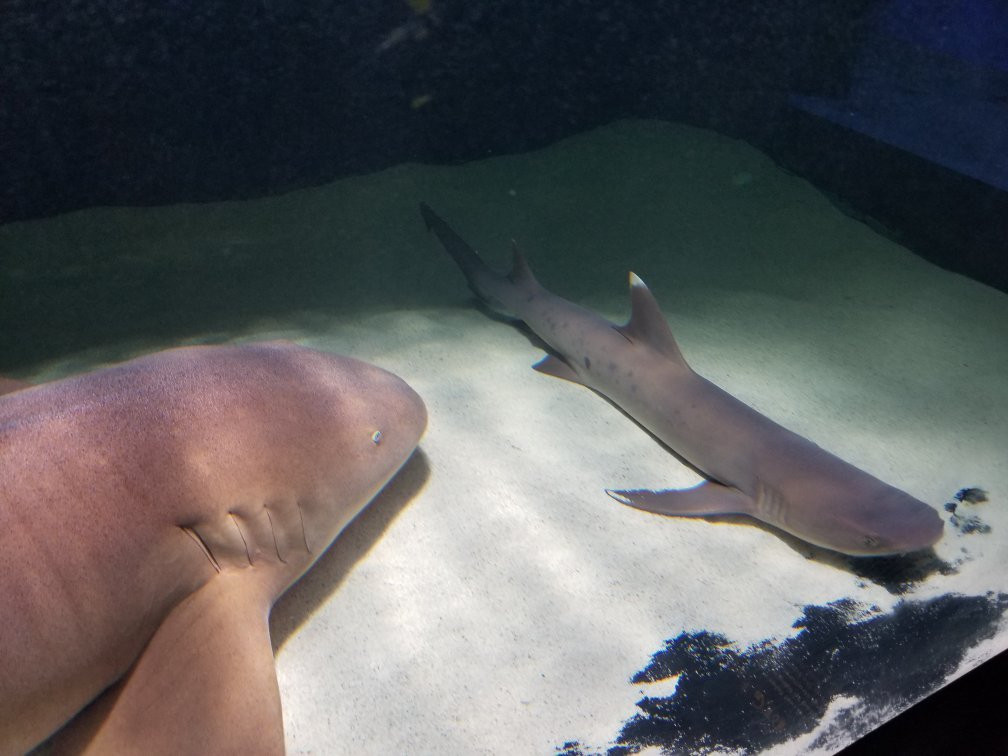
[615,272,686,364]
[507,241,540,289]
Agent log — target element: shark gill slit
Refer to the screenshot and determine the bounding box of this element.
[229,512,253,566]
[756,481,787,527]
[296,500,311,553]
[263,506,287,564]
[179,525,221,573]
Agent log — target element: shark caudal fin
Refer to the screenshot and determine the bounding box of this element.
[613,272,687,365]
[419,202,483,281]
[420,203,540,316]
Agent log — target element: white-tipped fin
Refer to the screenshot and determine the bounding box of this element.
[614,272,686,364]
[607,482,755,516]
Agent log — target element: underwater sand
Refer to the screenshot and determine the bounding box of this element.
[8,120,1008,753]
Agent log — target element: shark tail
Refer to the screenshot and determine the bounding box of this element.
[420,202,540,316]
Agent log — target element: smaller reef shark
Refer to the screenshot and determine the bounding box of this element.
[420,203,943,557]
[1,342,426,754]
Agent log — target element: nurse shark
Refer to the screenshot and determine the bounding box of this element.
[420,202,942,557]
[1,342,426,754]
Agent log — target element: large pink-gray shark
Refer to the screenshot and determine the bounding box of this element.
[1,342,426,754]
[420,203,942,557]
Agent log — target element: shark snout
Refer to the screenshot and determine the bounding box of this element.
[362,364,428,455]
[896,500,945,552]
[340,359,428,498]
[852,489,945,556]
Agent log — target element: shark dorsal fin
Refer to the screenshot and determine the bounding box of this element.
[615,272,686,364]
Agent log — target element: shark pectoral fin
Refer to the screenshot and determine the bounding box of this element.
[49,574,284,755]
[532,354,584,384]
[607,481,754,517]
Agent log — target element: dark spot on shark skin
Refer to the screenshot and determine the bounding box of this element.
[584,357,591,370]
[559,593,1008,755]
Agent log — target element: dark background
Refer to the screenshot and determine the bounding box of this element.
[2,0,1006,291]
[0,1,867,218]
[1,3,1005,748]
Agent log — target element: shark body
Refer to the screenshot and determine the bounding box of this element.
[1,342,426,754]
[420,202,943,557]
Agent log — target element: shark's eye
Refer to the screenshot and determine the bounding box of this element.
[371,430,383,445]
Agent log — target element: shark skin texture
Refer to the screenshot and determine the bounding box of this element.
[420,202,943,557]
[0,341,427,755]
[0,376,30,396]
